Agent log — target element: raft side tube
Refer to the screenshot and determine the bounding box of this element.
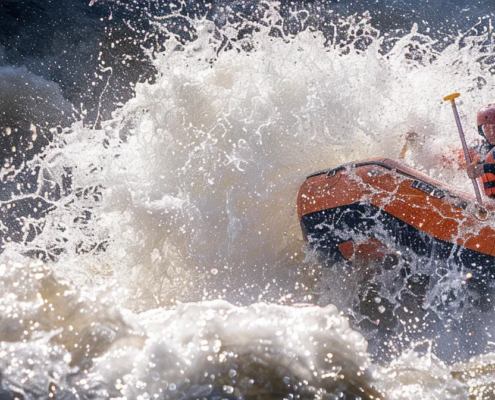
[298,159,495,259]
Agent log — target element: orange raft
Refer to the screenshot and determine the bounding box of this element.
[297,158,495,277]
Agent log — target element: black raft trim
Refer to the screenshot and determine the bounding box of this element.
[300,202,495,275]
[307,161,413,180]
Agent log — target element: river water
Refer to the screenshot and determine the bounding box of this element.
[1,1,495,399]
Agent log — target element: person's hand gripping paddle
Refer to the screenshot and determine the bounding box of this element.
[444,92,483,204]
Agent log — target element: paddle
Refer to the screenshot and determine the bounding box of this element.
[443,92,483,204]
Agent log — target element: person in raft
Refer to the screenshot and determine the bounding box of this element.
[467,104,495,198]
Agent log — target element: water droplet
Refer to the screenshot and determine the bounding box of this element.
[223,385,234,394]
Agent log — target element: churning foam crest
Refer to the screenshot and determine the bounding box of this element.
[9,8,495,308]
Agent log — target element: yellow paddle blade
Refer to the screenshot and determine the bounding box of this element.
[443,92,460,104]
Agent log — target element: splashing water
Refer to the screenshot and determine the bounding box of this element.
[3,2,495,398]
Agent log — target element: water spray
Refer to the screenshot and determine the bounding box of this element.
[443,92,483,204]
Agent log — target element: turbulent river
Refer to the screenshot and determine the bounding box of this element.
[2,0,495,398]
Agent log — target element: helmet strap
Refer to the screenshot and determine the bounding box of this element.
[478,125,488,140]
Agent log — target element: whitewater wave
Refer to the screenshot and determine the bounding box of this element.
[17,8,495,306]
[2,3,495,397]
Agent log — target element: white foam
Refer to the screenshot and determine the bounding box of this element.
[94,300,374,399]
[12,14,494,310]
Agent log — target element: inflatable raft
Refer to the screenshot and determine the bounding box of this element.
[297,158,495,276]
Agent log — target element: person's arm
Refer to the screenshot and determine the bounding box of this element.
[467,153,484,179]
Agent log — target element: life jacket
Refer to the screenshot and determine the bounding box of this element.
[482,148,495,197]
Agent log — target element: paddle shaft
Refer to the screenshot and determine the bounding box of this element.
[449,101,483,204]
